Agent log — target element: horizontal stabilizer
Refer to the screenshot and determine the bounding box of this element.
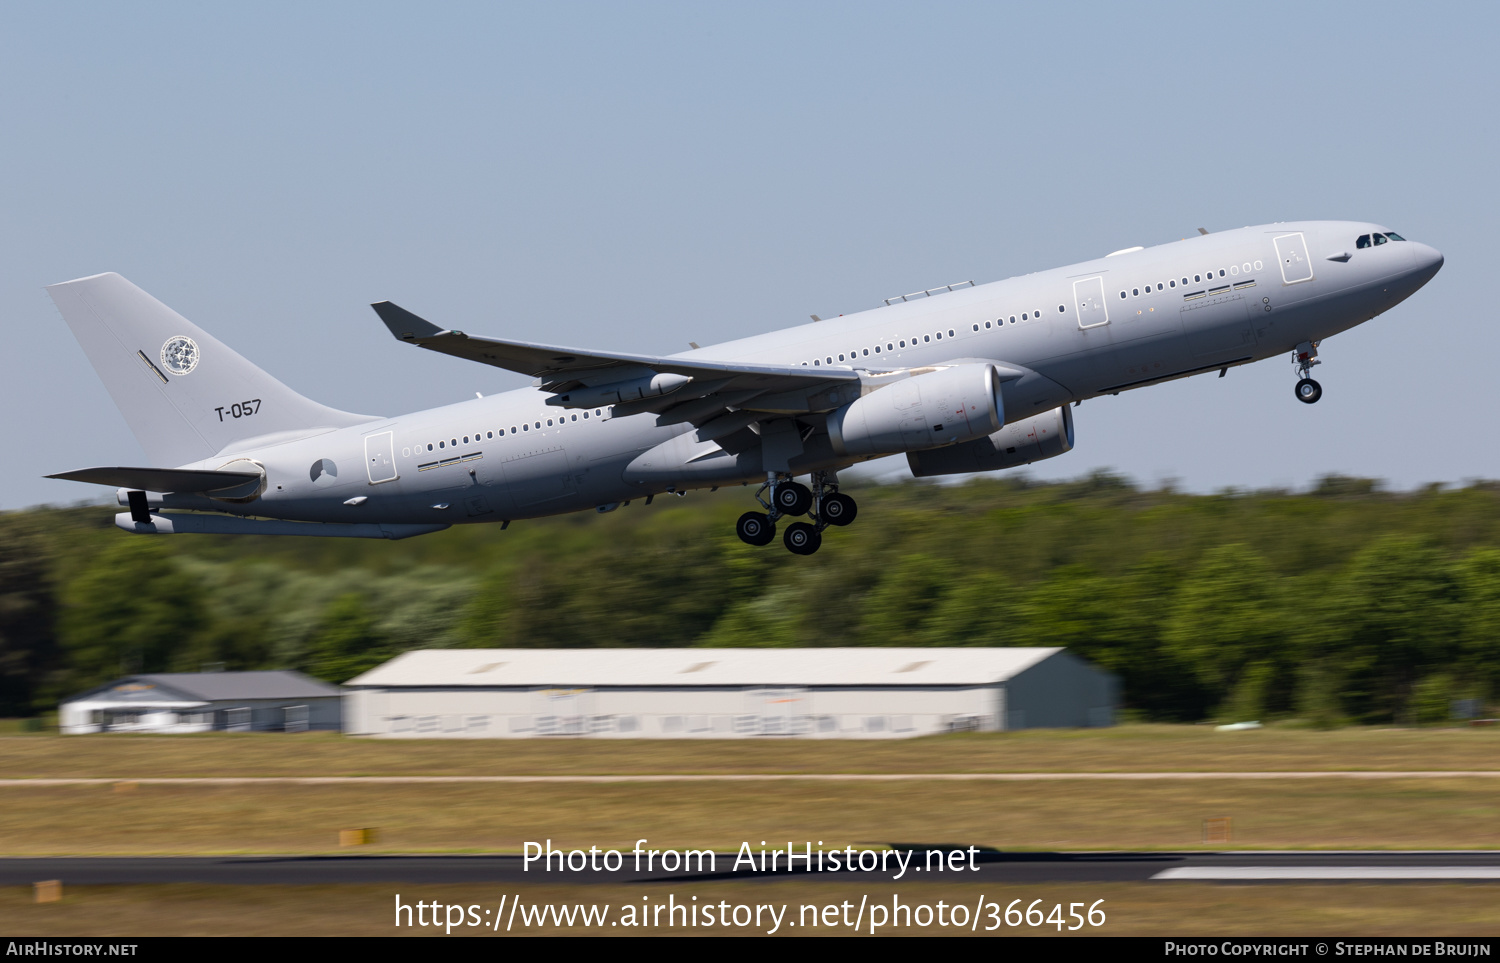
[48,466,263,494]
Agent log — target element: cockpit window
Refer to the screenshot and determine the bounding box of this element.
[1356,234,1372,248]
[1373,233,1388,245]
[1385,232,1406,241]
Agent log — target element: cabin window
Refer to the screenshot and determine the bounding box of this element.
[535,422,541,429]
[463,436,469,443]
[1009,315,1016,323]
[1219,269,1226,277]
[1057,305,1064,313]
[873,345,881,353]
[948,329,955,336]
[826,357,833,364]
[522,425,528,432]
[899,340,906,347]
[571,414,578,421]
[862,348,869,356]
[984,321,992,328]
[438,441,445,448]
[838,353,845,361]
[1119,291,1127,299]
[426,443,433,451]
[1169,280,1176,288]
[1132,288,1139,296]
[923,335,931,342]
[1021,313,1028,320]
[582,412,588,419]
[973,324,979,331]
[887,342,895,349]
[486,431,493,439]
[935,332,942,340]
[547,419,553,426]
[1194,275,1201,282]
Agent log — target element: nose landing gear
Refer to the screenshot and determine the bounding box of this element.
[1293,341,1322,405]
[736,470,857,554]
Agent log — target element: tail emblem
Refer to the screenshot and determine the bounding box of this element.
[159,336,200,375]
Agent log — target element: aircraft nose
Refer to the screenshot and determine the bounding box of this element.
[1412,241,1444,277]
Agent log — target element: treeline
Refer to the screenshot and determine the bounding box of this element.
[3,471,1500,724]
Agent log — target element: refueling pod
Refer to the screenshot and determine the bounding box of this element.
[906,404,1074,477]
[827,363,1004,458]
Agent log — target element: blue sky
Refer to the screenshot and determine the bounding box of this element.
[1,2,1492,508]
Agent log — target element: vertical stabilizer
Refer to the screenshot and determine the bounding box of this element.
[47,273,377,467]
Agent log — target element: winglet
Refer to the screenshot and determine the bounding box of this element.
[371,301,446,341]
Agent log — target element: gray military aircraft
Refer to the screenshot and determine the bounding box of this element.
[46,221,1442,554]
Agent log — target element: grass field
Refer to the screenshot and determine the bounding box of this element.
[5,881,1499,936]
[4,727,1499,937]
[3,777,1500,854]
[2,725,1499,778]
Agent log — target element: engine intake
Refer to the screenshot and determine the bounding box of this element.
[826,363,1004,458]
[906,404,1074,477]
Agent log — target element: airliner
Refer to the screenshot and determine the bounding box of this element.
[46,221,1443,554]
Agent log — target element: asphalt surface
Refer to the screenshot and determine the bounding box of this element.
[5,851,1500,886]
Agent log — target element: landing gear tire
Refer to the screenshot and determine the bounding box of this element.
[773,481,813,516]
[783,521,822,555]
[736,511,776,546]
[1295,378,1322,405]
[821,492,857,526]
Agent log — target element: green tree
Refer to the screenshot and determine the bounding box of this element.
[0,518,59,714]
[1320,537,1461,722]
[306,593,389,684]
[855,554,954,645]
[1454,548,1500,701]
[56,539,206,692]
[1162,544,1290,718]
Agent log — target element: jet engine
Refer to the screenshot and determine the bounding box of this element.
[826,363,1004,458]
[906,404,1074,477]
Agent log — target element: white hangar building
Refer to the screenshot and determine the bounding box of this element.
[343,648,1117,739]
[60,671,343,734]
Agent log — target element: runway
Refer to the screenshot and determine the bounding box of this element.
[4,852,1500,886]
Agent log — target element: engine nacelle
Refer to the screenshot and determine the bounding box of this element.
[826,363,1004,458]
[906,404,1074,477]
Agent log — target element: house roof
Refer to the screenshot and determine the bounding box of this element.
[345,648,1066,688]
[63,670,341,705]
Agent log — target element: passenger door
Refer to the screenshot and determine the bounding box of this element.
[1073,277,1109,329]
[363,430,399,485]
[1274,233,1315,285]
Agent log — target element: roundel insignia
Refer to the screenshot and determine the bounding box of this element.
[160,336,200,376]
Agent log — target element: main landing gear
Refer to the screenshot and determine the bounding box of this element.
[735,470,857,555]
[1293,340,1322,405]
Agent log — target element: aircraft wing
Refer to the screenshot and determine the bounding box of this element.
[370,302,860,407]
[47,466,263,494]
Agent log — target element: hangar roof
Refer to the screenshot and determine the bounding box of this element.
[63,670,341,705]
[345,648,1065,688]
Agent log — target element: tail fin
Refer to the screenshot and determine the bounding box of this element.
[47,273,377,467]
